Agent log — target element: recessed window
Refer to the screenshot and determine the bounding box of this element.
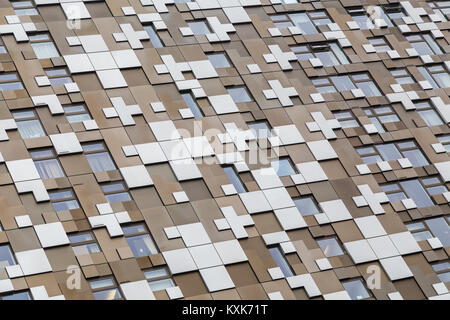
[437,135,450,152]
[286,11,332,34]
[31,40,59,59]
[123,223,158,257]
[248,121,272,139]
[317,238,344,257]
[83,143,117,173]
[207,53,231,68]
[89,277,122,300]
[188,21,211,35]
[357,140,429,167]
[70,231,101,256]
[333,111,360,129]
[0,72,24,91]
[227,87,253,103]
[347,7,375,29]
[49,189,80,212]
[182,92,203,118]
[144,267,176,291]
[425,217,450,247]
[12,110,46,139]
[342,279,371,300]
[313,73,381,97]
[101,181,132,204]
[406,33,443,56]
[0,245,16,266]
[418,64,450,89]
[415,101,444,126]
[271,159,296,177]
[294,197,320,216]
[1,291,31,300]
[223,166,246,194]
[292,42,349,66]
[144,25,163,48]
[31,148,65,179]
[381,178,438,208]
[269,246,294,277]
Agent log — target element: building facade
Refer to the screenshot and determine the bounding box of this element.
[0,0,448,300]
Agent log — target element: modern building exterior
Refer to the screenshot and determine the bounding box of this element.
[0,0,448,300]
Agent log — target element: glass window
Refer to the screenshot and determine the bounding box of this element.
[342,279,371,300]
[1,291,31,300]
[223,166,246,194]
[294,197,320,216]
[126,234,158,257]
[227,87,253,103]
[144,26,163,48]
[72,243,100,256]
[34,159,65,179]
[101,183,126,193]
[93,289,122,300]
[105,192,132,203]
[69,232,95,244]
[182,93,203,118]
[269,247,293,277]
[425,217,449,247]
[16,119,46,139]
[248,122,272,139]
[188,21,210,35]
[31,42,59,59]
[0,245,16,267]
[400,180,434,208]
[412,230,433,242]
[438,272,450,283]
[145,268,169,280]
[148,279,175,291]
[271,159,295,177]
[317,238,344,257]
[67,114,92,123]
[85,152,116,172]
[207,53,231,68]
[289,13,318,34]
[52,200,80,211]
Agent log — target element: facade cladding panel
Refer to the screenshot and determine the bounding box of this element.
[0,0,447,301]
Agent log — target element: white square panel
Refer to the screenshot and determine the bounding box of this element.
[263,187,295,210]
[273,125,304,145]
[389,232,421,255]
[6,159,40,182]
[380,256,413,281]
[188,244,222,269]
[189,60,218,79]
[239,191,271,214]
[306,140,338,161]
[119,165,153,188]
[252,167,283,189]
[177,222,211,247]
[96,69,127,89]
[34,222,69,248]
[344,239,378,264]
[162,248,198,274]
[49,132,83,155]
[149,120,180,141]
[61,2,91,20]
[16,249,52,276]
[111,49,141,68]
[354,216,387,239]
[320,199,352,222]
[213,239,248,265]
[135,142,167,164]
[274,207,307,230]
[78,34,108,53]
[208,95,239,114]
[183,136,214,158]
[169,158,202,181]
[120,280,156,300]
[199,266,235,292]
[88,52,117,70]
[296,161,328,183]
[64,54,94,73]
[367,236,399,259]
[160,140,191,160]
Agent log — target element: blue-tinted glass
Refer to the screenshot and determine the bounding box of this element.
[227,87,252,103]
[93,289,121,300]
[53,200,80,211]
[401,149,429,167]
[144,26,163,48]
[425,217,450,247]
[86,152,116,172]
[35,159,65,179]
[148,279,175,291]
[2,291,31,300]
[343,280,370,300]
[224,167,246,193]
[269,247,293,277]
[105,192,132,203]
[271,159,295,176]
[182,93,203,118]
[438,272,450,283]
[0,245,16,266]
[126,234,158,257]
[294,198,319,216]
[317,238,344,257]
[207,53,230,68]
[400,179,433,208]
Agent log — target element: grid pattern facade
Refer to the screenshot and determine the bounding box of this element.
[0,0,448,300]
